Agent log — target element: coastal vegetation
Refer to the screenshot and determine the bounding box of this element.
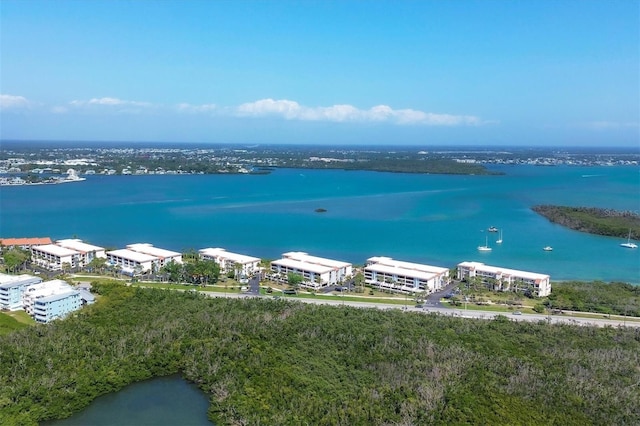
[455,280,640,318]
[295,157,496,175]
[1,247,31,273]
[532,205,640,239]
[546,281,640,317]
[160,257,220,285]
[1,281,639,425]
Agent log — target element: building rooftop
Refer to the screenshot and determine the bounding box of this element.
[26,279,75,298]
[367,256,449,274]
[35,290,80,304]
[365,262,440,281]
[78,289,95,302]
[107,248,159,263]
[199,248,260,264]
[282,251,351,269]
[32,244,79,257]
[126,243,181,259]
[0,237,52,246]
[0,273,42,289]
[56,239,105,253]
[272,257,335,275]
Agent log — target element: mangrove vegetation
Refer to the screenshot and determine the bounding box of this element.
[1,281,639,425]
[532,205,640,239]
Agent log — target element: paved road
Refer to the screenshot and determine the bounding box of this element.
[203,291,640,328]
[247,276,260,296]
[425,281,459,308]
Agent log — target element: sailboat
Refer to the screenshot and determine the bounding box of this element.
[478,235,492,251]
[620,230,638,249]
[496,229,503,244]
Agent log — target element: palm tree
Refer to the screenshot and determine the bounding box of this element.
[314,274,322,289]
[61,262,72,278]
[376,275,384,292]
[87,256,107,274]
[354,272,365,293]
[233,262,243,281]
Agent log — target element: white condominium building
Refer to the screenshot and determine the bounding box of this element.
[31,239,107,271]
[364,256,450,294]
[270,252,352,289]
[0,274,91,322]
[199,248,261,277]
[106,249,159,274]
[31,244,80,271]
[457,261,551,297]
[126,243,183,268]
[0,273,43,311]
[56,239,106,266]
[23,279,80,323]
[32,290,81,324]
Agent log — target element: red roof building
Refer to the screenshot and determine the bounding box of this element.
[0,237,53,248]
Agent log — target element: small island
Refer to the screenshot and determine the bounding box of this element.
[532,205,640,239]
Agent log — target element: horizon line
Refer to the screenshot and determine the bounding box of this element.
[2,139,639,150]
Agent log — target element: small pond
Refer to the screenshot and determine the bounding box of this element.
[42,375,212,425]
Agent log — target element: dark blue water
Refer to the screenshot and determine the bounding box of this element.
[42,375,211,425]
[1,165,639,282]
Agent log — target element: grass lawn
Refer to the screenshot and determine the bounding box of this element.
[443,300,533,313]
[4,310,36,325]
[131,281,246,293]
[68,275,128,285]
[260,286,414,305]
[0,311,34,335]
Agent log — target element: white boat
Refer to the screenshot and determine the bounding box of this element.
[488,226,498,232]
[620,231,638,249]
[496,229,503,244]
[543,246,553,251]
[478,236,492,251]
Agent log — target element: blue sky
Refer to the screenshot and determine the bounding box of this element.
[1,0,638,146]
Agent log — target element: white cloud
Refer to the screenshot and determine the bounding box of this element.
[237,98,302,119]
[177,102,217,113]
[7,94,488,126]
[235,98,484,126]
[0,94,32,110]
[70,97,154,108]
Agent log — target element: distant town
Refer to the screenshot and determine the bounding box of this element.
[0,142,638,185]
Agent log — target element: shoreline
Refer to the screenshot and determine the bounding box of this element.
[0,177,86,186]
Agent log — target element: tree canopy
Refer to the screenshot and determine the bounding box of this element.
[1,281,638,425]
[2,248,30,273]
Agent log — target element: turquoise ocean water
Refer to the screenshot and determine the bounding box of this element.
[1,165,638,282]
